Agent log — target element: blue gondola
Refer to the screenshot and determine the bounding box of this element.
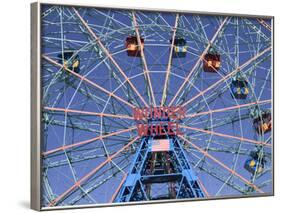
[244,159,264,174]
[57,51,80,73]
[230,74,249,99]
[171,37,188,58]
[244,151,265,175]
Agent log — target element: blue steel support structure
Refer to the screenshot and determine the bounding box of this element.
[115,136,205,202]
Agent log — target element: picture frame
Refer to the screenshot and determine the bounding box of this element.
[31,1,274,210]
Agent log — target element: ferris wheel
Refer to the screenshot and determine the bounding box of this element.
[40,4,272,208]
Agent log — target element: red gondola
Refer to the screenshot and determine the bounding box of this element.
[203,53,221,72]
[253,111,271,134]
[125,36,144,57]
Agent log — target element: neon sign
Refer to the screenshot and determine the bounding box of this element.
[133,106,185,137]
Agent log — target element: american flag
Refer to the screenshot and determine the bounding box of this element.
[151,139,170,152]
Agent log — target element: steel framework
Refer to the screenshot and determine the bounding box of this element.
[115,136,204,202]
[39,4,273,208]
